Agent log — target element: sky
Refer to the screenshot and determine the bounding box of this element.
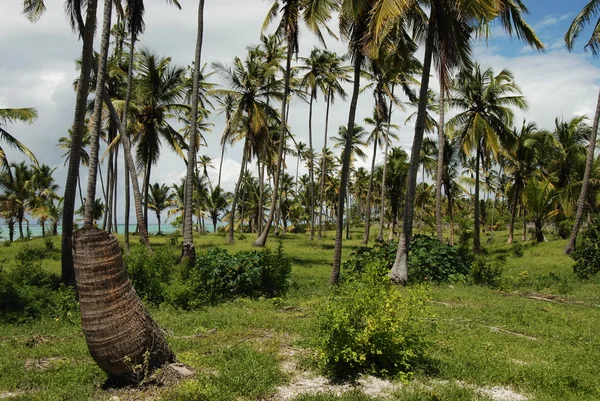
[0,0,598,227]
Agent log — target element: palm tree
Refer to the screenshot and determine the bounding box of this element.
[0,108,39,170]
[333,125,367,240]
[317,51,351,239]
[503,121,548,244]
[362,108,398,244]
[255,0,336,248]
[148,183,174,234]
[448,65,527,254]
[391,0,543,284]
[31,164,60,237]
[206,185,229,233]
[182,0,207,261]
[1,162,34,239]
[525,177,559,242]
[299,48,330,240]
[215,94,237,188]
[565,0,600,253]
[294,141,308,192]
[213,49,281,244]
[133,49,187,229]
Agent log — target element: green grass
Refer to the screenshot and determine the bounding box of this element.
[1,228,600,400]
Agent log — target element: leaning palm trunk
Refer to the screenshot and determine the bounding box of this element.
[473,145,482,253]
[318,91,331,239]
[73,228,174,384]
[362,135,378,244]
[390,15,434,284]
[61,0,98,287]
[182,0,205,261]
[253,42,293,247]
[84,0,112,228]
[565,88,600,254]
[331,53,362,285]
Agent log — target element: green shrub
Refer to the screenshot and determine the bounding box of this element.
[557,218,574,239]
[124,246,177,306]
[408,235,472,283]
[0,256,63,323]
[317,263,432,378]
[471,256,503,287]
[342,241,396,281]
[175,242,292,308]
[572,219,600,279]
[511,242,524,257]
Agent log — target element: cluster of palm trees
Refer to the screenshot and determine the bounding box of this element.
[10,0,600,289]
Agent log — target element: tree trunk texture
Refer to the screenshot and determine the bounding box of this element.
[84,0,112,229]
[61,0,98,287]
[565,87,600,254]
[73,228,175,384]
[182,0,205,261]
[124,154,131,254]
[390,12,435,284]
[253,40,293,247]
[331,53,362,285]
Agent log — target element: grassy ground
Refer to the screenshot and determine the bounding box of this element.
[1,228,599,401]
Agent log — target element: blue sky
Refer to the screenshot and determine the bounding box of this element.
[0,1,599,227]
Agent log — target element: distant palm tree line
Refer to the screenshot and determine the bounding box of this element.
[7,0,600,286]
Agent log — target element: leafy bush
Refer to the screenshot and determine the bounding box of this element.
[557,218,574,239]
[317,262,432,378]
[572,219,600,279]
[0,255,65,323]
[408,235,472,283]
[175,242,291,308]
[511,242,524,257]
[471,256,503,287]
[342,241,396,281]
[124,246,177,306]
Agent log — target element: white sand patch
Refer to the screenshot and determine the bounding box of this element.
[0,392,24,399]
[477,386,528,401]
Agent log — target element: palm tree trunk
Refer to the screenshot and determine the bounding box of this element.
[253,39,293,247]
[124,153,131,254]
[182,0,205,261]
[104,145,113,232]
[73,228,175,384]
[42,222,45,237]
[144,163,151,230]
[84,0,112,229]
[318,90,331,239]
[295,154,300,192]
[448,189,455,245]
[522,204,527,241]
[308,90,315,241]
[362,135,378,244]
[473,145,482,253]
[78,175,84,206]
[565,87,600,254]
[535,219,544,242]
[378,94,393,242]
[61,0,97,287]
[217,141,226,188]
[345,186,350,240]
[229,142,248,244]
[435,80,445,241]
[112,145,119,233]
[257,159,264,234]
[331,52,362,285]
[157,213,162,235]
[507,186,519,244]
[390,12,435,284]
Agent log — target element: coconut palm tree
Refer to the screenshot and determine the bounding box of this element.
[448,65,527,254]
[362,108,398,244]
[182,0,207,260]
[255,0,337,247]
[564,0,600,253]
[391,0,543,284]
[215,93,237,188]
[525,177,559,242]
[317,51,352,239]
[206,185,229,233]
[213,49,281,244]
[133,49,187,229]
[0,108,39,170]
[148,183,174,235]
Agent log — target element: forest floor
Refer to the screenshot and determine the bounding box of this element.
[1,228,599,401]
